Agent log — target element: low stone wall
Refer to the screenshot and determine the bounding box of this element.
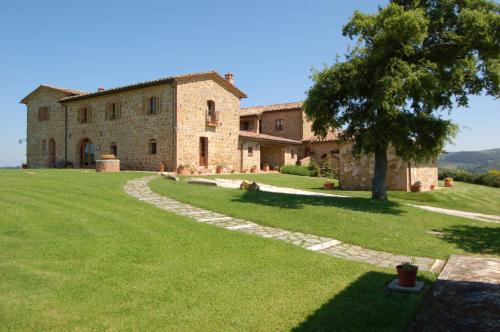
[96,159,120,172]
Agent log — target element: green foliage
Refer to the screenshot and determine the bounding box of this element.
[439,148,500,173]
[305,0,499,163]
[280,165,312,177]
[439,168,500,187]
[308,159,337,178]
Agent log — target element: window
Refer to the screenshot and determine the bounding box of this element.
[79,107,90,123]
[148,139,157,155]
[304,147,310,157]
[110,142,117,156]
[276,119,284,131]
[107,103,120,120]
[42,139,47,154]
[241,121,250,130]
[258,119,262,133]
[38,107,50,121]
[248,146,253,157]
[206,100,219,125]
[147,97,158,114]
[291,149,295,159]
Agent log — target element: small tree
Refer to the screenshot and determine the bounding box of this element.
[305,0,499,200]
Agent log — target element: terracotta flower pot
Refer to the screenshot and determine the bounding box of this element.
[430,184,435,190]
[177,166,189,175]
[250,166,257,173]
[324,182,333,190]
[158,164,165,173]
[263,165,270,172]
[444,178,454,187]
[396,265,418,287]
[216,166,225,174]
[100,154,116,160]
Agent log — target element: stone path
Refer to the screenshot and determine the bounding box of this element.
[124,176,444,272]
[407,204,500,224]
[410,255,500,331]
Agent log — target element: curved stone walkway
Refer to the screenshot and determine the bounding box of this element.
[124,176,445,272]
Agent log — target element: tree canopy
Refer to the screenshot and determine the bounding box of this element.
[305,0,499,199]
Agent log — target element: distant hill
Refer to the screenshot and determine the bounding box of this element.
[439,148,500,173]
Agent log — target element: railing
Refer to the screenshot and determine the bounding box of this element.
[206,110,220,126]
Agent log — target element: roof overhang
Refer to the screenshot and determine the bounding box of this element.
[20,85,84,104]
[239,131,301,145]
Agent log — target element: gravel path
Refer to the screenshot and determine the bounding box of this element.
[407,204,500,224]
[124,176,444,272]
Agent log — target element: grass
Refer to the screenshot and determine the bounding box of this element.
[0,169,433,331]
[198,173,500,216]
[151,175,500,259]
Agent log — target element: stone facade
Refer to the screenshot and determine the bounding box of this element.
[339,143,438,192]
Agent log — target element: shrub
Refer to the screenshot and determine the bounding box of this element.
[438,168,500,188]
[280,165,312,177]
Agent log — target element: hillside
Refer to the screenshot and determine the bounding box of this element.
[439,148,500,173]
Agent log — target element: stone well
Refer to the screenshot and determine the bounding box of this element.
[96,154,120,172]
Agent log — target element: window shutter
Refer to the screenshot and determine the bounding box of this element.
[156,96,161,113]
[88,106,92,123]
[117,102,122,119]
[77,107,81,123]
[47,107,50,120]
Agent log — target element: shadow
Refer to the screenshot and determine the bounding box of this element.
[232,190,405,215]
[409,279,500,331]
[436,225,500,255]
[293,271,432,331]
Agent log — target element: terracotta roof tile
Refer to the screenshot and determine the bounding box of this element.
[239,131,301,144]
[59,71,247,102]
[20,84,86,104]
[240,101,304,117]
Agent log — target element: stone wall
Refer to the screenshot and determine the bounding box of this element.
[239,140,260,172]
[409,160,439,191]
[260,145,283,169]
[259,110,303,141]
[25,88,67,168]
[176,77,241,172]
[64,84,175,171]
[339,143,409,191]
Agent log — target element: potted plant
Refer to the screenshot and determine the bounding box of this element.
[410,181,422,192]
[100,153,116,160]
[444,177,454,187]
[250,165,258,173]
[396,262,418,287]
[158,163,165,173]
[216,164,226,174]
[430,184,435,190]
[21,163,28,169]
[177,165,189,175]
[324,181,334,190]
[262,163,270,172]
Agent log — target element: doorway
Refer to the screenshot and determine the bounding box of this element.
[80,138,95,167]
[48,138,56,167]
[199,137,208,167]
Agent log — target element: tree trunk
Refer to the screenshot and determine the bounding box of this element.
[372,149,388,200]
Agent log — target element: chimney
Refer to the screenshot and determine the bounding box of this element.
[224,72,234,84]
[97,87,106,92]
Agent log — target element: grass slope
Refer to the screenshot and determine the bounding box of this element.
[0,170,431,331]
[151,176,500,259]
[199,173,500,216]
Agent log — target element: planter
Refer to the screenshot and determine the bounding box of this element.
[177,166,190,175]
[216,166,225,174]
[250,166,257,173]
[396,265,418,287]
[324,182,334,190]
[100,154,116,160]
[262,164,270,172]
[444,178,454,187]
[21,163,28,169]
[410,185,422,192]
[158,164,165,173]
[430,184,435,190]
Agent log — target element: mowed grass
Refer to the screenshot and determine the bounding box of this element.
[151,176,500,259]
[198,173,500,216]
[0,170,432,331]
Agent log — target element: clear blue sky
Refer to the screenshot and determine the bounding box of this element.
[1,0,498,166]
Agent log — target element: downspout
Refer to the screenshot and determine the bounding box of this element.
[64,104,68,165]
[170,83,177,172]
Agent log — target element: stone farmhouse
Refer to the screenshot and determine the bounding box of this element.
[21,71,437,191]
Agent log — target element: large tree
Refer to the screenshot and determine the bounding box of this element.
[305,0,499,200]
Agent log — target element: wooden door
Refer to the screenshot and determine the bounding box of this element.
[199,137,208,167]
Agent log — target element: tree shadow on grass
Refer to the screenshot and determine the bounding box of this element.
[292,271,432,331]
[436,225,500,255]
[232,190,405,215]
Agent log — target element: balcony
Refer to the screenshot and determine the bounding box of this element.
[206,110,220,126]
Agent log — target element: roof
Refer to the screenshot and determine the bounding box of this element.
[20,85,86,104]
[59,71,247,102]
[239,131,302,145]
[240,101,304,117]
[302,131,339,143]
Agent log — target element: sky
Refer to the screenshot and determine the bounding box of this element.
[0,0,498,166]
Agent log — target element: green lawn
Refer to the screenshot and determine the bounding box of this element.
[151,175,500,259]
[198,173,500,216]
[0,170,432,331]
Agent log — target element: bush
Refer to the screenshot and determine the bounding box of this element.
[280,165,312,177]
[438,168,500,188]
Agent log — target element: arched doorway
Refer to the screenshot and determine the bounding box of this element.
[80,138,95,168]
[48,138,56,168]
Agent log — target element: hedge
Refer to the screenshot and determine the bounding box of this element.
[280,165,312,177]
[438,169,500,188]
